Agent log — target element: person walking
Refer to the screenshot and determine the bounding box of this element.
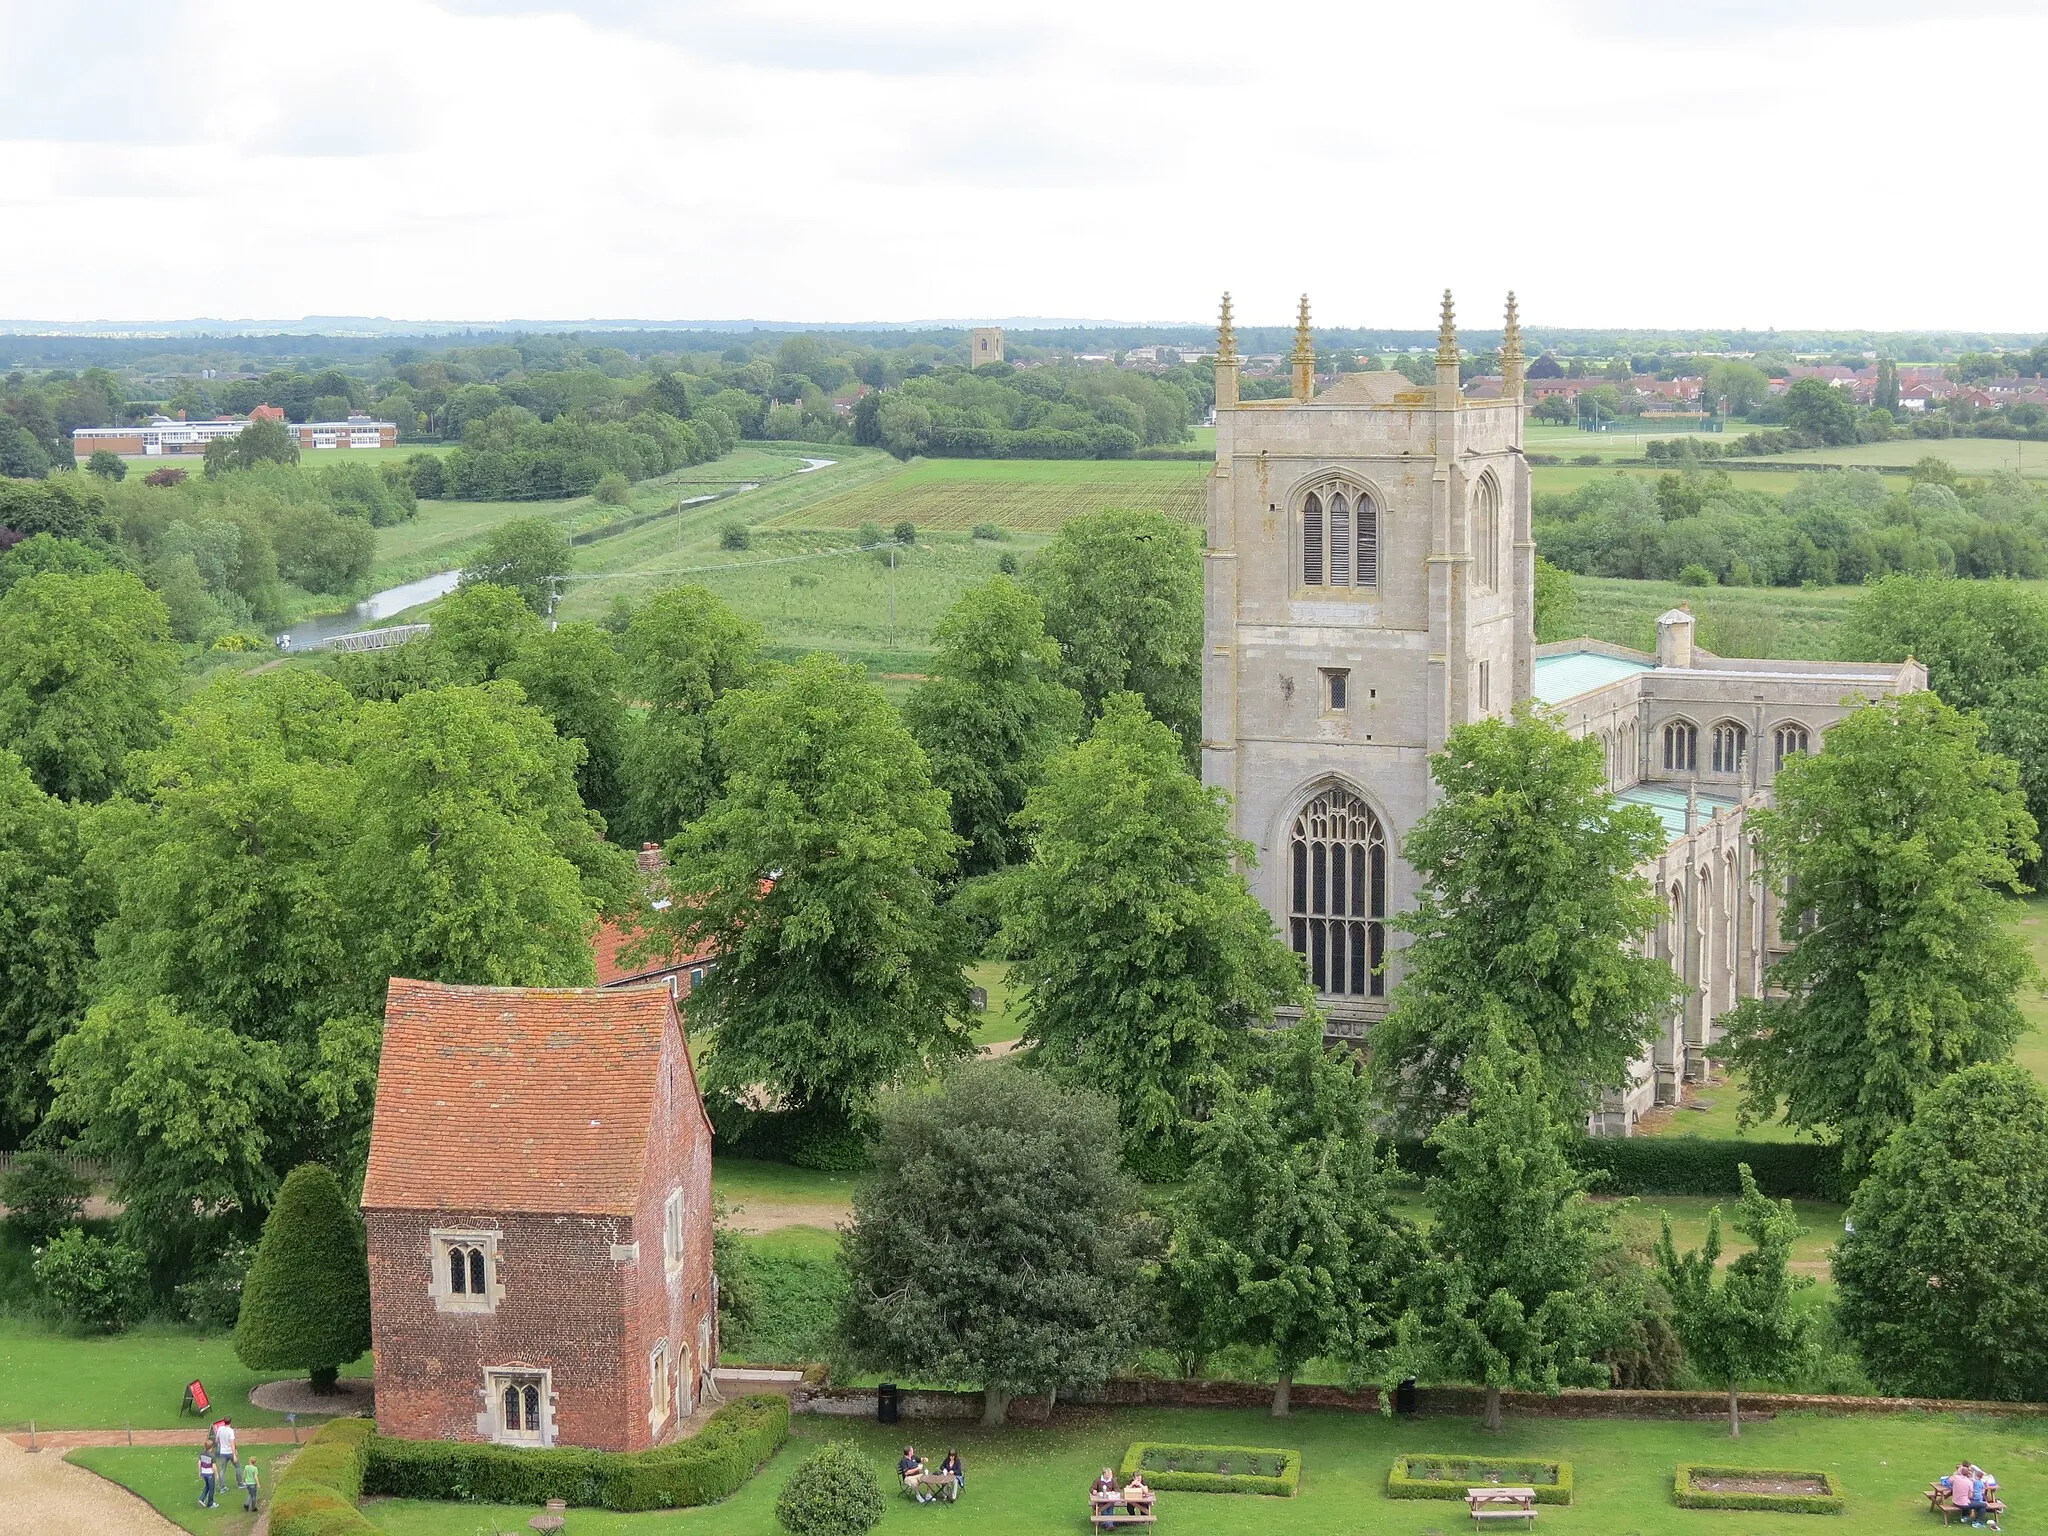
[213,1417,239,1488]
[196,1448,218,1510]
[240,1458,261,1513]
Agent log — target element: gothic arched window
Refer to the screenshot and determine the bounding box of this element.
[1287,788,1386,998]
[1663,720,1697,772]
[1773,722,1810,770]
[1473,474,1499,591]
[1710,721,1748,775]
[1301,485,1378,590]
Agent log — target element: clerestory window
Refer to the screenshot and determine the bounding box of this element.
[1710,721,1747,775]
[1663,720,1697,773]
[1773,723,1810,770]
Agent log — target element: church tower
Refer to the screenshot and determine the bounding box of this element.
[1202,291,1535,1034]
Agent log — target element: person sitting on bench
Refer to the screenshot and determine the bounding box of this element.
[1093,1469,1120,1500]
[940,1450,964,1494]
[1122,1472,1153,1515]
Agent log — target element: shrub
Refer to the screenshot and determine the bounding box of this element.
[594,471,632,506]
[1679,562,1715,587]
[1119,1442,1300,1496]
[177,1238,255,1331]
[271,1416,375,1536]
[857,521,884,548]
[363,1394,788,1513]
[1575,453,1602,465]
[33,1227,146,1332]
[0,1151,89,1241]
[1672,1464,1843,1514]
[1387,1455,1574,1506]
[997,552,1019,575]
[721,523,753,551]
[971,523,1004,541]
[235,1164,371,1392]
[86,450,127,481]
[893,521,916,545]
[775,1441,886,1536]
[143,465,189,487]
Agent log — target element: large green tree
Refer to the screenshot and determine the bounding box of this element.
[1783,377,1857,445]
[1414,1026,1622,1431]
[1721,692,2036,1171]
[1656,1165,1814,1436]
[505,619,630,827]
[1832,1064,2048,1401]
[615,584,762,847]
[904,576,1082,876]
[234,1163,371,1393]
[460,515,573,614]
[838,1063,1148,1427]
[0,570,177,802]
[1000,694,1305,1172]
[1373,704,1677,1130]
[1026,509,1203,755]
[660,653,971,1129]
[1162,1018,1419,1414]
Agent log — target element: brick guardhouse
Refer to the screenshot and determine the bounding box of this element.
[362,978,718,1450]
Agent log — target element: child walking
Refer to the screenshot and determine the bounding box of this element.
[197,1448,218,1509]
[240,1458,261,1512]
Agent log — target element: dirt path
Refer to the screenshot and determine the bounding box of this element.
[0,1436,186,1536]
[724,1200,849,1234]
[9,1428,310,1450]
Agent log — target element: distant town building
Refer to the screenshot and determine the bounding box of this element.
[295,414,398,450]
[72,410,396,457]
[970,326,1004,366]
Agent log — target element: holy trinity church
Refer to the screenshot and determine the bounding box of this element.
[1201,293,1924,1133]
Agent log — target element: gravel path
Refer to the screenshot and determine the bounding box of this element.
[0,1436,185,1536]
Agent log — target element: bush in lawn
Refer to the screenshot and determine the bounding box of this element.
[972,523,1004,541]
[775,1442,886,1536]
[32,1226,146,1332]
[858,520,884,548]
[0,1151,90,1241]
[86,450,127,481]
[893,521,916,545]
[997,552,1019,575]
[721,522,753,550]
[271,1416,375,1536]
[235,1163,371,1393]
[594,471,632,506]
[1832,1063,2048,1400]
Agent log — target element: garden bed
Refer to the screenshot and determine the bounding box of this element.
[1388,1454,1574,1505]
[1120,1442,1300,1496]
[1674,1463,1844,1514]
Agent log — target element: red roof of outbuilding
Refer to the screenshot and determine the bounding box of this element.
[362,978,682,1216]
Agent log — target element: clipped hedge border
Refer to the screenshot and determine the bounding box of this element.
[363,1394,789,1513]
[1674,1464,1844,1514]
[1118,1442,1300,1497]
[271,1417,377,1536]
[1387,1455,1575,1506]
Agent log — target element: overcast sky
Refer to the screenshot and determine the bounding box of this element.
[5,0,2045,333]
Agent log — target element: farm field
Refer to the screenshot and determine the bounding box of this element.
[1530,464,1810,498]
[1762,435,2048,478]
[71,1403,2048,1536]
[768,455,1206,533]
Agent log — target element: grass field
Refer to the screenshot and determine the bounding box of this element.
[1570,575,1868,659]
[1531,464,1810,498]
[1764,436,2048,478]
[769,456,1206,533]
[73,1403,2048,1536]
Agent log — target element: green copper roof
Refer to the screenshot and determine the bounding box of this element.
[1533,650,1653,704]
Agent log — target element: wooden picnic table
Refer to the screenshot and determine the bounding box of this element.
[1926,1485,2005,1525]
[1466,1487,1538,1526]
[1091,1488,1157,1526]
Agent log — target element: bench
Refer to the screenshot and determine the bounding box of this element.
[1925,1487,2004,1525]
[1468,1487,1537,1526]
[1091,1491,1157,1527]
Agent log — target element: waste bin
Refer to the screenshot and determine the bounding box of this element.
[1394,1377,1417,1416]
[878,1383,900,1425]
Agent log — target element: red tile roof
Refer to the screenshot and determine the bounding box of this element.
[362,978,681,1216]
[592,916,712,987]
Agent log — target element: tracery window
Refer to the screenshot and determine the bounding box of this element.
[491,1373,544,1441]
[1773,723,1810,770]
[1287,788,1385,998]
[447,1244,487,1297]
[1473,474,1499,591]
[1663,720,1697,772]
[1301,485,1378,589]
[1710,721,1748,775]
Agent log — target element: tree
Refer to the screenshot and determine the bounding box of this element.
[0,415,52,479]
[424,581,545,683]
[1532,394,1575,425]
[1783,378,1857,446]
[659,654,971,1130]
[1840,576,2048,714]
[0,1150,89,1243]
[1163,1019,1420,1414]
[504,621,630,825]
[1705,361,1771,417]
[838,1063,1148,1427]
[904,577,1083,875]
[1000,695,1306,1172]
[1415,1027,1619,1431]
[1027,509,1203,756]
[85,449,127,481]
[615,585,761,847]
[233,1163,371,1393]
[203,417,300,476]
[0,571,177,802]
[1656,1165,1813,1436]
[1833,1064,2048,1400]
[1721,693,2036,1171]
[776,1443,886,1536]
[461,515,573,615]
[1533,555,1581,643]
[1373,704,1677,1130]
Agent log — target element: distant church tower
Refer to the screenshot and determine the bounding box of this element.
[970,326,1005,367]
[1202,291,1535,1035]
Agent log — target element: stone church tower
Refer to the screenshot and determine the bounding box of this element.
[1201,291,1535,1035]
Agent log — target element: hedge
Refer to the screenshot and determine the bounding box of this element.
[1673,1464,1844,1514]
[1387,1455,1574,1506]
[1119,1442,1300,1496]
[1390,1138,1846,1200]
[271,1417,376,1536]
[362,1394,788,1513]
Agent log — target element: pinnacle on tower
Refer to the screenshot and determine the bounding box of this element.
[1291,293,1315,401]
[1217,291,1238,362]
[1435,288,1459,364]
[1501,290,1525,399]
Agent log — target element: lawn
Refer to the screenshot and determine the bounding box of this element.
[769,456,1206,533]
[2008,894,2048,1086]
[969,962,1025,1048]
[68,1444,266,1535]
[0,1316,370,1431]
[72,1404,2048,1536]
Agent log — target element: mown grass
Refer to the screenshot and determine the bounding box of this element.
[770,456,1206,533]
[68,1444,265,1535]
[74,1404,2048,1536]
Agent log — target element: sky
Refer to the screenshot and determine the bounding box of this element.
[4,0,2046,334]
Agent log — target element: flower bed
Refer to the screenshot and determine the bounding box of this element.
[1673,1464,1844,1514]
[1387,1454,1574,1505]
[1119,1442,1300,1496]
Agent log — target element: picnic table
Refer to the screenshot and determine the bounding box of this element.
[904,1470,960,1503]
[1466,1487,1538,1526]
[1091,1488,1157,1526]
[1926,1485,2005,1525]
